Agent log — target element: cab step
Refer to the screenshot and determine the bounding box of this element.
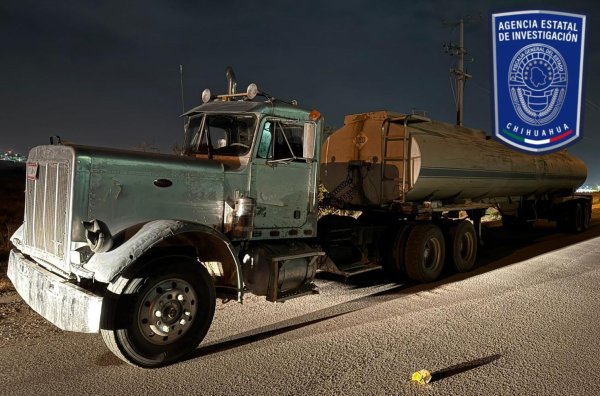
[319,256,382,280]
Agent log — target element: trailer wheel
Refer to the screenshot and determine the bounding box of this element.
[384,223,413,280]
[447,220,477,273]
[582,202,591,231]
[571,202,583,233]
[558,202,584,233]
[100,255,215,367]
[405,224,445,283]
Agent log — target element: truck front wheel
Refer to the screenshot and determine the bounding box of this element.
[100,255,216,367]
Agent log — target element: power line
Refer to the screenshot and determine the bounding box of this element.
[585,98,600,111]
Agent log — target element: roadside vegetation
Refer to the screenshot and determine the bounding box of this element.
[0,162,24,291]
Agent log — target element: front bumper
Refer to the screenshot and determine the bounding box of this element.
[7,249,103,333]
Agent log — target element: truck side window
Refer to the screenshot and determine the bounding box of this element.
[258,120,315,161]
[273,123,294,159]
[274,122,304,160]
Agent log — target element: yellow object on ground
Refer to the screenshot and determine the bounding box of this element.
[411,369,432,385]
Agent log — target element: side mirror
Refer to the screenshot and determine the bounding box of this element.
[303,123,315,159]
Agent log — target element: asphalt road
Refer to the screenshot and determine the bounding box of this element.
[1,218,600,396]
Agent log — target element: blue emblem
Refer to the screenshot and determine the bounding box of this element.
[492,11,586,153]
[509,43,567,125]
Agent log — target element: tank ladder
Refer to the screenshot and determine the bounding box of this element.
[380,117,410,206]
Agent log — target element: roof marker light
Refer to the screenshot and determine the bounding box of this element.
[309,109,321,121]
[247,83,258,100]
[202,89,212,103]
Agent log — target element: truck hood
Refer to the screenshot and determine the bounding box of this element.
[71,145,226,240]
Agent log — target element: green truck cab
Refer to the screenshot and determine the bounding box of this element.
[8,81,324,367]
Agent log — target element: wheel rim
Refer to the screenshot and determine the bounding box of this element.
[137,278,198,345]
[424,238,443,271]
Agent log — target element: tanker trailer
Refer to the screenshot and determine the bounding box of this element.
[318,110,590,282]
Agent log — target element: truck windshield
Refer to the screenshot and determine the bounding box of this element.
[186,114,257,156]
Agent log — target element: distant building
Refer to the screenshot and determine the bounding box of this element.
[0,151,26,162]
[577,185,600,193]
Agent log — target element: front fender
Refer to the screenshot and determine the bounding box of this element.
[84,220,243,300]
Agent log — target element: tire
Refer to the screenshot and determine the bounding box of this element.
[404,224,445,283]
[572,202,584,233]
[582,202,591,231]
[557,201,586,233]
[100,255,216,367]
[383,223,413,280]
[446,220,477,273]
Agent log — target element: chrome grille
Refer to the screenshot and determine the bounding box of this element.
[23,148,73,268]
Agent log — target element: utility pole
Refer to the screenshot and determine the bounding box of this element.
[444,17,476,126]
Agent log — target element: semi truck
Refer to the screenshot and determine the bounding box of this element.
[8,70,590,367]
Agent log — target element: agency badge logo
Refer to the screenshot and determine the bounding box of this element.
[492,10,586,153]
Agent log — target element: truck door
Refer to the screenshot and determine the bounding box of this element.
[251,118,317,230]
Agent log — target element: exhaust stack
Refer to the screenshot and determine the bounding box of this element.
[226,66,237,95]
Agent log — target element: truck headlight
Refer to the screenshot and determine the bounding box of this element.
[82,219,113,253]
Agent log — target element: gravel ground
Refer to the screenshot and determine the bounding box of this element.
[0,292,62,346]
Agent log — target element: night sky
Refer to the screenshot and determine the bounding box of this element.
[2,0,600,185]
